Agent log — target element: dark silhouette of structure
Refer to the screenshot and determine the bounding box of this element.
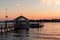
[0,15,44,33]
[14,16,29,32]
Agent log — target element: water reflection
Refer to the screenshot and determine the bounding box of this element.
[12,30,29,40]
[13,30,29,37]
[40,23,60,40]
[1,23,60,40]
[0,30,29,40]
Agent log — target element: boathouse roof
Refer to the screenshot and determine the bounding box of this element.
[14,16,28,20]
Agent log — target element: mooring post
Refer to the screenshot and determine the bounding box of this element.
[1,25,2,33]
[5,21,7,32]
[5,8,8,33]
[38,22,39,31]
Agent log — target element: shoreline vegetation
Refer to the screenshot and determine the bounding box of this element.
[0,19,60,22]
[30,19,60,22]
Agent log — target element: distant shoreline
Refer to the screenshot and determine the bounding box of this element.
[0,19,60,22]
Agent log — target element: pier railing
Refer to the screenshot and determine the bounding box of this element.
[0,20,44,33]
[0,21,14,33]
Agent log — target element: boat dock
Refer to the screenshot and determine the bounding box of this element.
[0,16,44,33]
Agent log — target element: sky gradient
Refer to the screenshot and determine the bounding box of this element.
[0,0,60,20]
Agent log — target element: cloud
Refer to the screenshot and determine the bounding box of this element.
[41,0,60,6]
[16,3,20,6]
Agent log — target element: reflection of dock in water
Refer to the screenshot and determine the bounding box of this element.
[0,30,29,40]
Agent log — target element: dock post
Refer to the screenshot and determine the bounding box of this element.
[1,25,2,33]
[38,22,39,31]
[5,21,7,32]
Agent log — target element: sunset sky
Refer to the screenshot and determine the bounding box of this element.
[0,0,60,20]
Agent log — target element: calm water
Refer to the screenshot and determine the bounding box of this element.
[0,22,60,40]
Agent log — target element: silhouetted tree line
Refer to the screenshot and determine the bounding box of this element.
[29,19,60,22]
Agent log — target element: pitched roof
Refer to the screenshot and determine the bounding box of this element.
[14,16,28,20]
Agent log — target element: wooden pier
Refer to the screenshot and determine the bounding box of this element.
[0,16,44,33]
[0,22,14,33]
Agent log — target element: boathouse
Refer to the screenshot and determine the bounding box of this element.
[14,16,29,31]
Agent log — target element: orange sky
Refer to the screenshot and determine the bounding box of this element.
[0,8,60,20]
[0,0,60,20]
